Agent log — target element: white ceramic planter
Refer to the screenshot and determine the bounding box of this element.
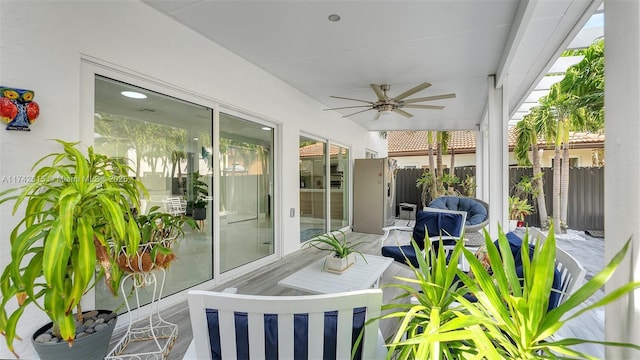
[324,252,356,274]
[509,220,518,232]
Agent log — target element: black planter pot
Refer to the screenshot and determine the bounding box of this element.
[192,207,207,220]
[31,310,117,360]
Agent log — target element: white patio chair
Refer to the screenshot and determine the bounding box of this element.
[553,246,587,305]
[525,229,587,305]
[184,289,385,360]
[163,196,186,216]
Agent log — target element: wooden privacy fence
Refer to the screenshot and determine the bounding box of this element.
[394,166,604,231]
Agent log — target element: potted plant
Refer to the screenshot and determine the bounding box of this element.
[508,195,533,231]
[191,197,207,222]
[0,140,148,359]
[302,230,367,273]
[186,172,208,216]
[116,205,197,273]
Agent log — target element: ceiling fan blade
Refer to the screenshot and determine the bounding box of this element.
[370,84,386,101]
[330,95,374,104]
[393,108,413,118]
[342,108,374,118]
[393,82,431,101]
[324,105,373,111]
[403,104,445,110]
[402,93,456,104]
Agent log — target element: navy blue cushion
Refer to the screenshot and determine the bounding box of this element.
[428,196,488,225]
[412,210,465,249]
[547,269,563,311]
[501,232,562,312]
[206,307,367,360]
[381,245,420,267]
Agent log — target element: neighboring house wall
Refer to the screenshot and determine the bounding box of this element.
[393,153,477,168]
[537,148,597,168]
[0,2,386,358]
[393,148,598,169]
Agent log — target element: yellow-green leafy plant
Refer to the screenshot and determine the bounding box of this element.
[382,239,497,359]
[457,226,640,358]
[0,140,148,356]
[382,226,640,359]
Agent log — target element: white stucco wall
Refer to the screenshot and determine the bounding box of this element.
[0,1,386,357]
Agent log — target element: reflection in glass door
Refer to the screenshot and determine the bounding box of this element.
[219,113,274,272]
[93,75,213,310]
[329,144,349,231]
[299,136,327,242]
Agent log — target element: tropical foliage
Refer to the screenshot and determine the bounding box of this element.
[0,140,147,356]
[416,130,464,206]
[383,226,640,359]
[508,196,534,221]
[382,240,493,359]
[302,230,366,261]
[514,39,604,233]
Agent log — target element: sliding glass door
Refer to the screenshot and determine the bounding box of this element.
[219,113,274,272]
[299,136,327,241]
[299,137,350,241]
[93,75,213,309]
[329,144,349,231]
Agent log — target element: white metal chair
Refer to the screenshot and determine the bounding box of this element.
[163,196,186,216]
[554,246,587,305]
[185,289,385,360]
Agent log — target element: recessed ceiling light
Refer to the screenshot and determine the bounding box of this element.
[328,14,341,22]
[121,91,147,99]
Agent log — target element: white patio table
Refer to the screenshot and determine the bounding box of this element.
[277,254,393,294]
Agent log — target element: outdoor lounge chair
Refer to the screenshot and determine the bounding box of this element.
[380,208,466,267]
[185,288,385,360]
[428,196,489,246]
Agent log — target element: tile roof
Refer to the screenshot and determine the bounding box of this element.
[299,129,603,158]
[388,129,604,155]
[299,143,347,157]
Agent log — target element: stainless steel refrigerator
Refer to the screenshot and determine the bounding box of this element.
[353,158,396,234]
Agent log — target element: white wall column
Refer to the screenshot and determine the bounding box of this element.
[475,120,488,201]
[486,75,509,237]
[604,1,640,357]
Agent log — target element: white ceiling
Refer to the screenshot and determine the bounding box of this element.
[142,0,601,132]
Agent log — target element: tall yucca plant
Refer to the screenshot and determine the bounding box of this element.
[458,226,640,358]
[0,139,148,357]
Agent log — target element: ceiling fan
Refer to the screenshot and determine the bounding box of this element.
[324,82,456,120]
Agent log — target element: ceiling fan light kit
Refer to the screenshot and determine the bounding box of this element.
[324,82,456,120]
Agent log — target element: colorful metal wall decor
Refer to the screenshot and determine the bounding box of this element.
[0,86,40,131]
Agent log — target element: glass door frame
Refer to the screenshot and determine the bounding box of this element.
[81,60,280,305]
[299,132,351,241]
[214,106,280,283]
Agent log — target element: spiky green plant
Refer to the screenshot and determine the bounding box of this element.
[380,226,640,360]
[381,239,498,359]
[0,140,148,357]
[303,230,367,262]
[458,226,640,359]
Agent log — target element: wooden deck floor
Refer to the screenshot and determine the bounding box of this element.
[108,226,606,359]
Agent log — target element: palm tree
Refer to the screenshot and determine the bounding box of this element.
[514,110,549,229]
[426,130,436,206]
[514,39,604,233]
